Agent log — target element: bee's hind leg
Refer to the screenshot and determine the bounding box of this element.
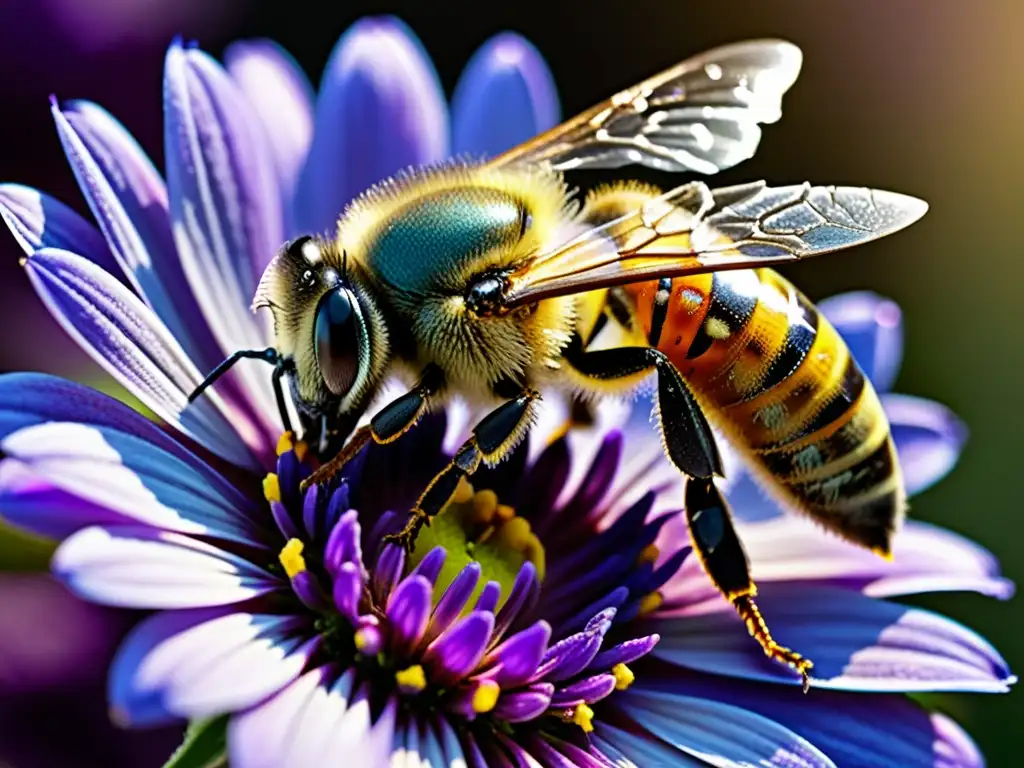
[562,341,812,690]
[383,389,540,552]
[300,365,444,492]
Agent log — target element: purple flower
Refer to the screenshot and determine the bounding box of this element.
[0,15,1013,767]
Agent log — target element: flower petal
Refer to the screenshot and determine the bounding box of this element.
[20,247,260,466]
[2,421,265,544]
[593,723,705,768]
[884,393,968,496]
[635,667,985,768]
[110,607,314,726]
[602,689,835,768]
[451,32,560,157]
[650,583,1014,692]
[54,525,278,608]
[229,667,384,768]
[163,40,282,440]
[424,611,495,684]
[0,183,120,278]
[663,514,1012,605]
[295,16,448,234]
[819,291,903,392]
[386,575,433,654]
[224,40,314,235]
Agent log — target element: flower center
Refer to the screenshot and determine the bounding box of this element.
[408,477,546,609]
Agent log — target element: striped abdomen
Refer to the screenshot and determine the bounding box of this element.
[625,268,905,554]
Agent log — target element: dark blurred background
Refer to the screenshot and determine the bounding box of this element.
[0,0,1020,764]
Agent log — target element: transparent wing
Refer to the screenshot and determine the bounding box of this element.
[503,181,928,307]
[487,39,802,174]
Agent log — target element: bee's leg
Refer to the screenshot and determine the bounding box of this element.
[686,477,813,691]
[563,342,812,689]
[562,343,722,479]
[300,365,444,491]
[383,389,540,552]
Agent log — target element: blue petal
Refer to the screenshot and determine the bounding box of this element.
[601,690,835,767]
[52,99,226,374]
[819,291,903,392]
[20,247,259,467]
[650,583,1013,692]
[295,16,449,234]
[631,669,984,768]
[0,183,122,279]
[110,607,313,726]
[54,525,279,609]
[1,420,265,545]
[884,393,968,496]
[451,32,560,158]
[163,41,284,448]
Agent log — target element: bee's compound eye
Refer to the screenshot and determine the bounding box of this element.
[314,288,362,396]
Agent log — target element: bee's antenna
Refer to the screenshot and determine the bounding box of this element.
[188,347,294,433]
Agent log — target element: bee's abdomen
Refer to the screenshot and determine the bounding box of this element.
[629,268,905,553]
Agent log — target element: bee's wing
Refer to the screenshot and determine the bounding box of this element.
[503,181,928,307]
[487,39,802,175]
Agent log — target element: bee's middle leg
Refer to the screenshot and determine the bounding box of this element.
[383,389,540,552]
[563,342,813,689]
[300,365,444,492]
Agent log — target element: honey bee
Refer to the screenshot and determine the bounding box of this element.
[190,40,927,688]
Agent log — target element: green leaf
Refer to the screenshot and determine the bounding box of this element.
[162,715,229,768]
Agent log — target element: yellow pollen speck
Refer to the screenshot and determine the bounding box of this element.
[612,663,635,691]
[395,665,427,693]
[275,431,294,456]
[638,591,663,616]
[472,680,501,713]
[638,544,660,565]
[278,538,306,578]
[572,704,595,733]
[451,477,474,505]
[353,628,372,651]
[262,473,281,503]
[705,317,731,340]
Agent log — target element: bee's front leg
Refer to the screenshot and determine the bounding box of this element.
[300,365,444,492]
[383,389,540,552]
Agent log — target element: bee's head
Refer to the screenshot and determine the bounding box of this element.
[254,235,389,417]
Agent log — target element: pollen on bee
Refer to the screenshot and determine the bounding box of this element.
[705,317,731,340]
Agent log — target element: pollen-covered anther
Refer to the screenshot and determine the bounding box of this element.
[472,680,501,713]
[560,703,595,733]
[638,591,663,616]
[275,431,295,456]
[612,663,635,691]
[471,489,499,524]
[263,473,281,503]
[637,544,660,565]
[279,538,307,578]
[452,476,475,505]
[395,664,427,694]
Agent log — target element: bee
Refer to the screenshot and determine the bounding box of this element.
[190,40,927,688]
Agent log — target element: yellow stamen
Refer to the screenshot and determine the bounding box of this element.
[451,477,474,505]
[278,538,306,578]
[638,591,663,617]
[275,431,295,456]
[294,441,309,462]
[637,544,660,565]
[495,504,515,522]
[472,489,499,524]
[472,680,500,713]
[571,704,595,733]
[395,664,427,693]
[262,473,281,503]
[611,663,635,691]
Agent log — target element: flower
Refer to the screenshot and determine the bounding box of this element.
[0,15,1013,767]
